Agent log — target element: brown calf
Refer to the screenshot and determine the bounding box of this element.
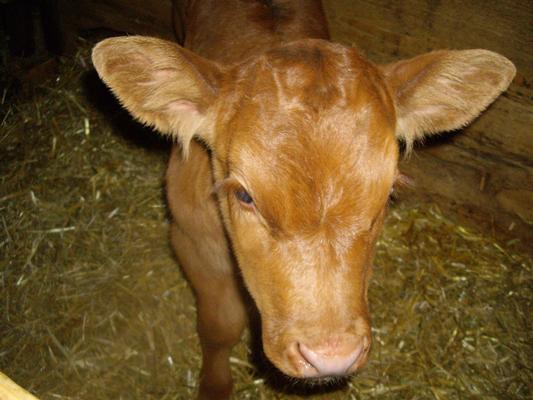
[91,1,515,398]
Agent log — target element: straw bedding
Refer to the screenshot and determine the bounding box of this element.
[1,46,531,399]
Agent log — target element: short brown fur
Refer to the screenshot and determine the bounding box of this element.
[91,1,515,398]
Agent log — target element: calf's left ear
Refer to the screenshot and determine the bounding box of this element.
[380,49,516,150]
[92,36,224,153]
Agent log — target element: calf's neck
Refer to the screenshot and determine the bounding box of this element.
[91,1,515,398]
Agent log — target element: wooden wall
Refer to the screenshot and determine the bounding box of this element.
[49,0,176,52]
[322,0,532,240]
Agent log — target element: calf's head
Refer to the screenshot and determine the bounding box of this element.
[92,37,514,379]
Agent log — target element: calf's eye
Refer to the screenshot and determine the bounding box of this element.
[235,188,254,207]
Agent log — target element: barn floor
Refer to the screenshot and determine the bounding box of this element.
[1,47,531,400]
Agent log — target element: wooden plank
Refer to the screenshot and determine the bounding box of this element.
[323,0,533,81]
[52,0,176,52]
[0,372,40,400]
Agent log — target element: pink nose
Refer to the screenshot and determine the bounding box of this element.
[297,338,368,377]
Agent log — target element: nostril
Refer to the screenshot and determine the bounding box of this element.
[298,341,365,377]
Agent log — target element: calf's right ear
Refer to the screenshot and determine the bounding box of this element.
[380,49,516,151]
[92,36,224,153]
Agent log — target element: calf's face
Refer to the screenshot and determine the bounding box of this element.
[212,42,398,377]
[92,37,515,379]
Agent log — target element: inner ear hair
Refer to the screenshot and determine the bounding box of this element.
[380,49,516,152]
[91,36,225,155]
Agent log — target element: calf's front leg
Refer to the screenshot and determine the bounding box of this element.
[170,223,247,400]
